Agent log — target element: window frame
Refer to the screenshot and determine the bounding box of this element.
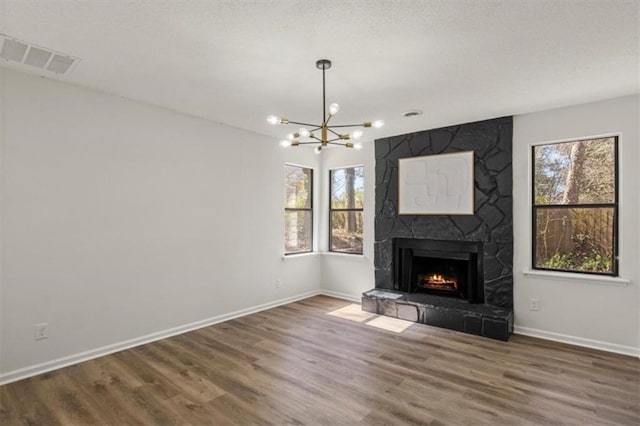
[329,165,364,255]
[284,164,314,256]
[531,135,619,277]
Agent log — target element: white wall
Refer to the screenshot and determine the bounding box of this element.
[1,68,637,384]
[513,95,639,355]
[318,142,375,300]
[0,69,321,380]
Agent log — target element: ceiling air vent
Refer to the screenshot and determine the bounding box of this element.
[0,33,79,75]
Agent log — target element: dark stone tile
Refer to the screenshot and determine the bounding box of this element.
[496,196,512,216]
[498,118,513,153]
[361,296,378,314]
[484,242,498,257]
[423,307,465,332]
[408,134,426,155]
[475,164,497,194]
[484,256,503,281]
[374,270,393,289]
[392,219,412,237]
[375,139,390,159]
[375,217,395,241]
[477,203,504,230]
[484,276,513,308]
[464,315,483,335]
[397,303,419,322]
[376,159,388,186]
[389,138,413,159]
[482,317,510,341]
[496,166,512,197]
[450,215,483,235]
[474,188,489,210]
[374,240,392,270]
[375,189,387,217]
[491,224,513,244]
[430,130,453,153]
[380,199,396,217]
[497,245,514,268]
[485,149,512,173]
[379,300,398,318]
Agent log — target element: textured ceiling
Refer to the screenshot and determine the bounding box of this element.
[1,0,639,143]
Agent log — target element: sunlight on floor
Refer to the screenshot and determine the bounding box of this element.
[326,304,414,333]
[365,315,414,333]
[326,304,377,322]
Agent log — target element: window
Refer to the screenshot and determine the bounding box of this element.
[284,165,313,254]
[532,136,618,275]
[330,166,364,254]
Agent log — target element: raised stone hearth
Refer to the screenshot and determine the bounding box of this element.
[362,289,513,341]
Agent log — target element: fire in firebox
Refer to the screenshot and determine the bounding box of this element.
[418,273,458,292]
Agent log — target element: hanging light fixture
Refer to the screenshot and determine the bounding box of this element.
[267,59,384,152]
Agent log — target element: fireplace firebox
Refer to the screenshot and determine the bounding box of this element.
[394,238,484,303]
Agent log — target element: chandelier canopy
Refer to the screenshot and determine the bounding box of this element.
[267,59,384,152]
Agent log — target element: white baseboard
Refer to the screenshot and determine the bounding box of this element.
[514,325,640,358]
[6,292,634,385]
[319,289,362,303]
[0,290,322,385]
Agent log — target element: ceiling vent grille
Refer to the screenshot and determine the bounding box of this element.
[0,34,79,75]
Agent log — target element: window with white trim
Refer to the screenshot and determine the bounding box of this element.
[532,136,618,276]
[284,165,313,255]
[329,166,364,254]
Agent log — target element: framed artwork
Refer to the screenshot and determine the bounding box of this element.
[398,151,475,215]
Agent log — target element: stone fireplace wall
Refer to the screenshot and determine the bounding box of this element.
[374,116,513,308]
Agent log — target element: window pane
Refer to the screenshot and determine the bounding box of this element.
[535,207,614,274]
[331,166,364,209]
[534,138,615,205]
[285,210,312,253]
[285,165,312,209]
[331,211,363,254]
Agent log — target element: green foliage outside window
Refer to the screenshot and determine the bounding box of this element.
[330,166,364,254]
[285,165,312,254]
[533,137,617,275]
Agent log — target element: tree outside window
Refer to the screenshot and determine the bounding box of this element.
[285,165,313,254]
[330,166,364,254]
[532,137,618,275]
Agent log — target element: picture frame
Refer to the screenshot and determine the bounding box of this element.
[398,151,475,215]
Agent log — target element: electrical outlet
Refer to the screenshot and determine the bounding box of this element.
[530,299,540,311]
[275,279,281,288]
[35,323,49,340]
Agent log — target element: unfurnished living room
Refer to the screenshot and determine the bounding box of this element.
[0,1,639,425]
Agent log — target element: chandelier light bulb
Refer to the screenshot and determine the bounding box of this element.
[280,140,292,147]
[354,142,363,150]
[329,103,340,115]
[267,115,280,125]
[299,127,310,138]
[373,120,385,128]
[351,129,364,139]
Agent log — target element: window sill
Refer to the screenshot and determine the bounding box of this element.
[282,252,318,261]
[322,252,367,260]
[522,269,630,286]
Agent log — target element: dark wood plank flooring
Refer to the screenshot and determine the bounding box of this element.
[1,296,638,425]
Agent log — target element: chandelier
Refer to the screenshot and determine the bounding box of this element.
[267,59,384,152]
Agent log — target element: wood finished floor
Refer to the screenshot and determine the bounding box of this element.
[1,295,639,425]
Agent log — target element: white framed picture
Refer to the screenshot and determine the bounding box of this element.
[398,151,475,215]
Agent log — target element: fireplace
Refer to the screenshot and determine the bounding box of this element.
[394,238,484,303]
